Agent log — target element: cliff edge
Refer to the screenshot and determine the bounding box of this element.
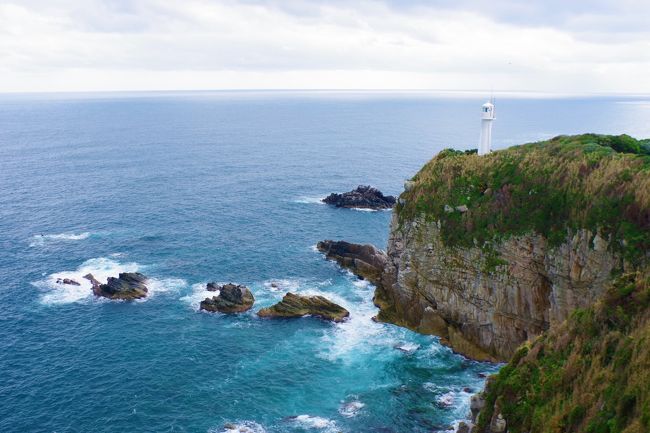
[374,134,650,361]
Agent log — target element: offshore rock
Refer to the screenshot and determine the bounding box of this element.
[257,293,349,322]
[91,272,148,300]
[200,283,255,313]
[322,185,396,210]
[56,278,80,286]
[317,240,387,285]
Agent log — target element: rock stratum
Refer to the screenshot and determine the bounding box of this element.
[374,134,650,362]
[322,185,396,210]
[316,240,387,285]
[257,293,349,322]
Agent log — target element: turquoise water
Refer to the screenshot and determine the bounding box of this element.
[1,92,648,433]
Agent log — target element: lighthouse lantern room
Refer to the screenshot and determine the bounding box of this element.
[478,100,495,155]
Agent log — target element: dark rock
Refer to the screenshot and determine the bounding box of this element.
[257,292,349,322]
[317,240,387,286]
[83,273,101,289]
[322,185,396,210]
[200,283,255,313]
[470,393,486,423]
[92,272,148,300]
[456,421,470,433]
[56,278,80,286]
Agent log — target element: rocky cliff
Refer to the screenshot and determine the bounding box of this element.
[374,134,650,361]
[473,269,650,433]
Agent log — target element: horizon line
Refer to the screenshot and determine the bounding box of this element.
[1,88,649,99]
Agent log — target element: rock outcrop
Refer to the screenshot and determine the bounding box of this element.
[322,185,396,210]
[200,283,255,313]
[374,134,650,361]
[257,293,349,322]
[317,240,387,285]
[471,270,650,433]
[56,278,80,286]
[375,214,619,361]
[88,272,149,300]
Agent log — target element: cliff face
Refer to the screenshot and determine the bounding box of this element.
[376,216,619,361]
[474,270,650,433]
[374,134,650,361]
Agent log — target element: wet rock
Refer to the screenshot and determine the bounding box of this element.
[56,278,80,286]
[456,421,470,433]
[257,292,349,322]
[206,282,220,291]
[470,393,486,422]
[92,272,148,300]
[322,185,395,210]
[83,273,101,289]
[200,283,255,313]
[317,240,387,285]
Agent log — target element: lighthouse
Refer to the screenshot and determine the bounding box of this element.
[478,100,495,155]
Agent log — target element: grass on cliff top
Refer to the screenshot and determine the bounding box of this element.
[397,134,650,264]
[477,269,650,433]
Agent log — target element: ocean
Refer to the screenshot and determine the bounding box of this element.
[1,91,648,433]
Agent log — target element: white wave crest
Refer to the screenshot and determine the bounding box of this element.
[288,415,338,431]
[211,421,266,433]
[29,231,91,247]
[293,196,326,204]
[35,257,184,305]
[339,399,365,418]
[180,282,220,310]
[262,278,302,292]
[394,342,420,353]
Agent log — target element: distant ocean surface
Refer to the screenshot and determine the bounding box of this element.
[1,91,649,433]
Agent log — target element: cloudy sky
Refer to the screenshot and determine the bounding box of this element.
[1,0,649,93]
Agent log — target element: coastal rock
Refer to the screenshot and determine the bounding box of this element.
[456,421,470,433]
[56,278,80,286]
[92,272,148,300]
[317,240,387,285]
[257,293,349,322]
[375,213,620,361]
[200,283,255,313]
[322,185,395,210]
[374,134,649,361]
[83,273,101,288]
[470,393,486,422]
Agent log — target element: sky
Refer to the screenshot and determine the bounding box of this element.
[0,0,649,94]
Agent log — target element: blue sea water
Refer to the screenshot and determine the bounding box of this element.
[1,91,649,433]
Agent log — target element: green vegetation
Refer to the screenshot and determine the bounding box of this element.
[397,134,650,264]
[477,270,650,433]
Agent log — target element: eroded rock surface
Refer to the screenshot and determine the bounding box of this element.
[317,240,387,285]
[257,293,349,322]
[322,185,395,210]
[89,272,149,300]
[374,214,620,361]
[200,283,255,313]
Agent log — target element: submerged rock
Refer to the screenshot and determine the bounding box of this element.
[317,240,387,285]
[56,278,80,286]
[257,293,349,322]
[322,185,396,210]
[91,272,148,300]
[200,283,255,313]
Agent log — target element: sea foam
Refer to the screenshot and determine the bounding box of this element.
[35,257,185,305]
[288,415,338,431]
[29,231,91,247]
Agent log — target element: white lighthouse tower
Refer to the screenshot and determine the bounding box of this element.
[478,100,495,155]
